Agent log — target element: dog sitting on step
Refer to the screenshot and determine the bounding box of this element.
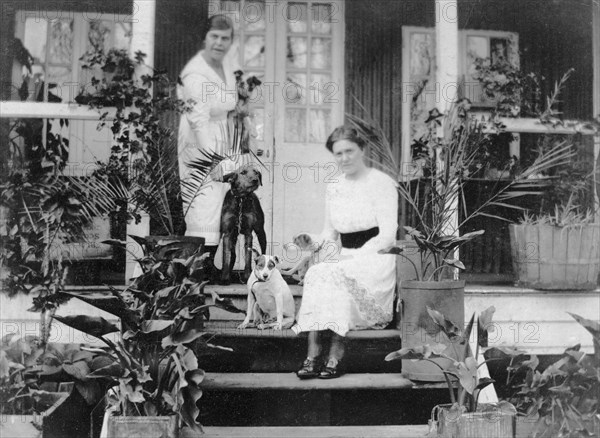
[237,249,295,331]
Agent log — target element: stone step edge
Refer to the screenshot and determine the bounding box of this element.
[202,372,447,391]
[182,425,429,438]
[64,284,600,297]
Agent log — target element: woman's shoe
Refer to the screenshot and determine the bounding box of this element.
[319,358,343,379]
[296,357,322,379]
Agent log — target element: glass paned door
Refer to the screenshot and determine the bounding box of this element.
[273,1,344,262]
[211,0,344,261]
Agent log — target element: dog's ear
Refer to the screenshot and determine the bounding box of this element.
[223,172,236,184]
[256,170,262,186]
[294,233,312,249]
[248,247,261,261]
[273,255,280,265]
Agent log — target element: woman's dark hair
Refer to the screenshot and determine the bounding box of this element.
[204,14,235,40]
[325,126,366,152]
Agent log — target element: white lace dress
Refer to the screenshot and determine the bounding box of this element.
[293,168,398,337]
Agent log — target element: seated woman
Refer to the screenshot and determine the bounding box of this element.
[292,126,398,379]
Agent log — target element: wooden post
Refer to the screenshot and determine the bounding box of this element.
[435,0,460,279]
[593,0,600,224]
[125,0,156,283]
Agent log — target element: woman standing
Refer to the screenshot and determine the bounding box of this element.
[293,126,398,379]
[177,14,237,251]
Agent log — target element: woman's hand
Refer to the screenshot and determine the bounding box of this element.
[209,165,224,182]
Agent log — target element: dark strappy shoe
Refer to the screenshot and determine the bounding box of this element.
[296,357,322,379]
[319,358,343,379]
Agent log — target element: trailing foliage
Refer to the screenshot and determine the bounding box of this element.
[493,313,600,437]
[53,237,244,432]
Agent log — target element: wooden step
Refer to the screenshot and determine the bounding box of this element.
[204,321,401,340]
[182,422,537,438]
[198,322,403,373]
[182,425,430,438]
[202,372,447,391]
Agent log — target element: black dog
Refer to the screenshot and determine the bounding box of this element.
[220,165,267,285]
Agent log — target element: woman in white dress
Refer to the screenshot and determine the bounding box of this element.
[177,14,238,251]
[294,126,398,379]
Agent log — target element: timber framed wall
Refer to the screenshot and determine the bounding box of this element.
[344,0,595,162]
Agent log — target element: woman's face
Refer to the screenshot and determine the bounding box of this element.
[331,139,365,176]
[204,28,233,63]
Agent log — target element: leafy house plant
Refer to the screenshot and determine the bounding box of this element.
[75,48,220,238]
[386,306,518,438]
[0,333,73,437]
[76,47,263,239]
[491,312,600,438]
[52,236,244,436]
[351,99,573,380]
[505,74,600,290]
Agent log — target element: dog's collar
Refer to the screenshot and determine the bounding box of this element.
[251,272,266,283]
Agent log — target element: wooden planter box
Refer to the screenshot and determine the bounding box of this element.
[0,392,68,438]
[509,223,600,290]
[434,403,516,438]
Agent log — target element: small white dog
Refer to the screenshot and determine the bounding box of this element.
[237,250,296,330]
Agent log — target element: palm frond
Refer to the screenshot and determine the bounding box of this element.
[180,149,227,218]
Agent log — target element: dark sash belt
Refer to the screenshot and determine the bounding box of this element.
[340,227,379,249]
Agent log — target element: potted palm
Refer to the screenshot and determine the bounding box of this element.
[386,306,518,438]
[469,65,600,290]
[350,99,574,380]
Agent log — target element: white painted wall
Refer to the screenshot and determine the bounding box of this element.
[465,287,600,355]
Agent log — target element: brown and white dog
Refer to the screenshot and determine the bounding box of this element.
[220,165,267,285]
[237,250,296,330]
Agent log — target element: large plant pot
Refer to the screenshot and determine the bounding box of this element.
[144,235,205,260]
[509,224,600,290]
[104,414,179,438]
[398,279,465,382]
[434,403,516,438]
[0,392,68,438]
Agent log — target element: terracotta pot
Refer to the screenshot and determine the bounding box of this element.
[144,235,205,260]
[397,280,465,382]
